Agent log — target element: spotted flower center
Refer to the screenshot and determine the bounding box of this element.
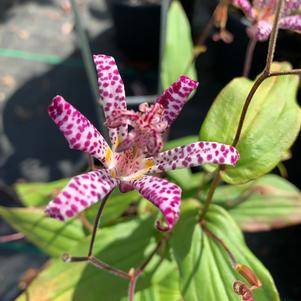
[106,102,168,156]
[107,146,153,182]
[253,0,277,21]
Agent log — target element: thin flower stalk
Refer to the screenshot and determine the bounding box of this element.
[199,0,301,222]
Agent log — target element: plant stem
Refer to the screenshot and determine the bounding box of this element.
[243,38,257,78]
[70,0,108,140]
[127,237,166,301]
[198,0,285,221]
[89,256,130,279]
[87,155,95,171]
[199,169,222,222]
[77,212,94,233]
[269,69,301,77]
[183,5,216,75]
[233,0,284,146]
[128,276,137,301]
[0,232,24,243]
[264,0,284,74]
[63,254,130,279]
[88,191,112,256]
[202,224,237,267]
[231,72,266,147]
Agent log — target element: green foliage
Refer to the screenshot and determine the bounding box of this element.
[9,59,301,301]
[164,135,198,150]
[16,178,70,207]
[0,206,85,257]
[85,189,140,226]
[211,174,301,231]
[171,201,280,301]
[164,136,205,196]
[200,62,301,184]
[17,218,181,301]
[160,0,197,91]
[16,178,140,227]
[167,169,204,193]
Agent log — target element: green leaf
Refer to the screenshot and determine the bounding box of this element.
[171,201,280,301]
[16,178,140,226]
[85,189,140,226]
[212,174,301,232]
[200,62,301,184]
[16,178,70,207]
[160,0,197,91]
[17,218,181,301]
[164,136,203,194]
[167,168,204,193]
[164,135,199,150]
[0,206,85,257]
[120,266,181,301]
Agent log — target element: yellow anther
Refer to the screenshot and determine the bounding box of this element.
[144,159,154,170]
[109,168,116,178]
[105,148,112,165]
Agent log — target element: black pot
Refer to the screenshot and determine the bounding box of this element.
[109,0,161,64]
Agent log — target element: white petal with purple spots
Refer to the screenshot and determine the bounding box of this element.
[132,176,181,232]
[147,141,240,173]
[280,15,301,32]
[93,54,128,149]
[48,96,111,167]
[155,76,198,130]
[46,169,118,220]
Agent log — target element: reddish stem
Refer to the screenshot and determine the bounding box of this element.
[0,232,25,243]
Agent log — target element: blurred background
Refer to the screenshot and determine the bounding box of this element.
[0,0,300,300]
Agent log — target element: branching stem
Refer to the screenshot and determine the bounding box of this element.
[88,191,112,256]
[198,0,297,222]
[127,236,167,301]
[199,169,222,222]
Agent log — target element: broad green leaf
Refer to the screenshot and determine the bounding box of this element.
[17,218,181,301]
[16,178,140,227]
[212,174,301,232]
[164,136,203,194]
[0,206,85,257]
[167,168,204,193]
[171,202,280,301]
[164,135,198,150]
[200,62,301,184]
[85,189,140,226]
[120,267,181,301]
[16,178,70,207]
[160,0,197,91]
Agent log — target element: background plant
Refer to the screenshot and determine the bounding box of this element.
[0,0,301,300]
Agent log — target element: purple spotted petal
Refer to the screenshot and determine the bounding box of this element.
[155,76,198,130]
[48,96,111,167]
[283,0,301,14]
[132,176,181,232]
[93,54,128,149]
[246,20,273,41]
[279,15,301,31]
[46,169,118,221]
[147,141,240,173]
[231,0,253,17]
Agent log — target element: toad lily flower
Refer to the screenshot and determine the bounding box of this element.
[46,54,240,232]
[231,0,301,41]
